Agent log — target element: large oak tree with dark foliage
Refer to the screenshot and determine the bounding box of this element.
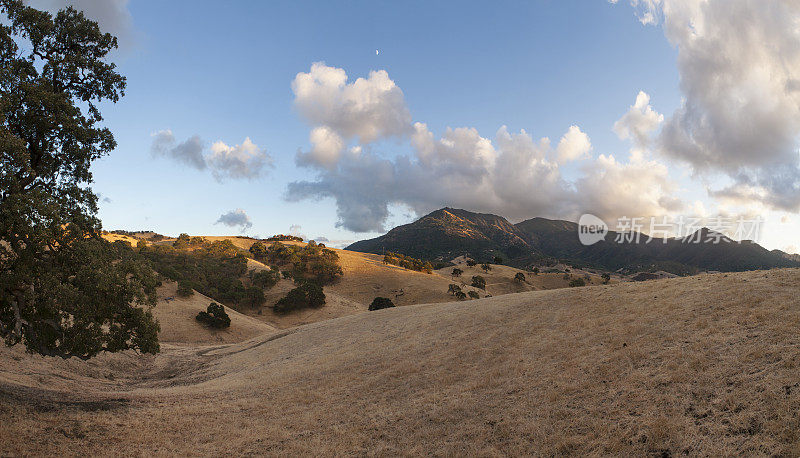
[0,0,159,359]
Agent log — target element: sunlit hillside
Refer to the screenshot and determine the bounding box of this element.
[2,269,798,455]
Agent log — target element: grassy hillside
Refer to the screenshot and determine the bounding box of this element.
[2,269,799,455]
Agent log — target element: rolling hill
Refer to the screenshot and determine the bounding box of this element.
[2,269,799,455]
[347,208,535,262]
[347,208,800,274]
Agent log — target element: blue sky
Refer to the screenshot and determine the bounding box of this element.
[55,0,800,252]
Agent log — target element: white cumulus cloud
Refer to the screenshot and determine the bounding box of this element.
[625,0,800,212]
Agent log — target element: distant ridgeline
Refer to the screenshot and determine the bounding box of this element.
[347,208,800,275]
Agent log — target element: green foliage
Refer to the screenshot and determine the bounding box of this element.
[451,268,463,277]
[569,278,586,287]
[368,297,395,311]
[249,241,268,260]
[240,287,265,308]
[173,233,191,249]
[260,242,343,285]
[274,282,326,314]
[471,276,486,290]
[196,303,230,329]
[448,284,462,296]
[0,1,161,358]
[466,259,477,267]
[455,291,467,300]
[468,291,480,299]
[382,251,433,274]
[176,281,194,297]
[266,234,303,242]
[601,273,611,284]
[514,272,526,283]
[140,239,250,307]
[481,263,492,272]
[250,269,280,289]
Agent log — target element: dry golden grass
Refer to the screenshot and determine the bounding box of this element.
[153,281,274,345]
[2,269,799,455]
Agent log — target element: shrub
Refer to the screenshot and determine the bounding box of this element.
[468,291,479,299]
[241,286,266,308]
[266,234,304,242]
[382,251,433,274]
[455,291,467,300]
[448,284,462,295]
[569,278,586,287]
[249,241,268,260]
[452,268,463,277]
[481,263,492,272]
[601,273,611,284]
[369,297,395,311]
[471,275,486,290]
[173,233,191,249]
[177,280,194,297]
[141,239,249,307]
[250,269,280,289]
[274,282,326,314]
[136,239,148,249]
[514,272,526,283]
[196,303,231,329]
[466,259,477,267]
[532,267,540,275]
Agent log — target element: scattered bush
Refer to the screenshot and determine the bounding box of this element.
[249,241,268,260]
[471,275,486,290]
[266,234,304,242]
[250,269,280,289]
[140,238,250,307]
[569,278,586,287]
[448,284,462,295]
[173,233,191,249]
[176,280,194,297]
[369,297,395,311]
[481,263,492,272]
[240,286,266,308]
[468,291,480,299]
[383,251,433,274]
[196,303,231,329]
[260,242,343,285]
[466,259,477,267]
[514,272,526,283]
[452,268,463,277]
[274,282,326,314]
[455,291,467,300]
[601,273,611,284]
[532,267,540,275]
